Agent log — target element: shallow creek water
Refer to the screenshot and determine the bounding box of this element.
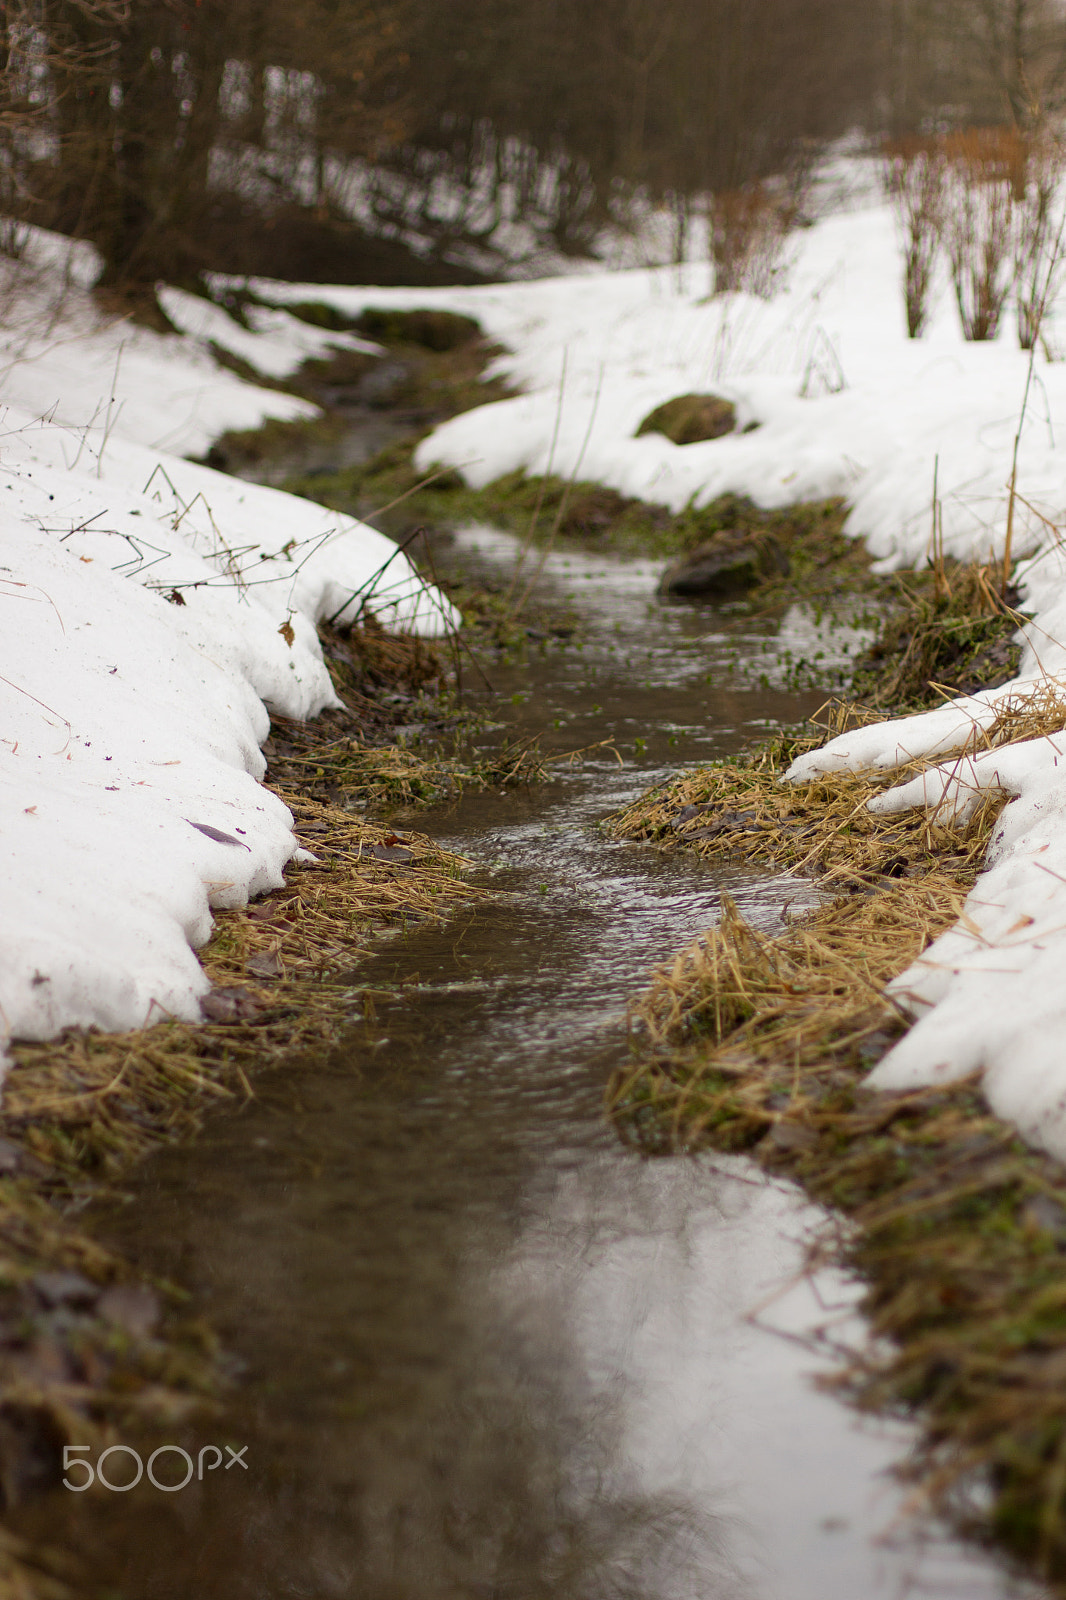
[16,530,1045,1599]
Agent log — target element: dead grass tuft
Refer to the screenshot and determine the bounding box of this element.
[612,864,1066,1577]
[609,674,1066,1580]
[851,561,1025,708]
[608,717,1008,889]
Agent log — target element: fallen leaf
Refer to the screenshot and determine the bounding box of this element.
[200,986,262,1024]
[246,903,280,923]
[278,618,295,648]
[245,949,283,979]
[370,844,414,863]
[186,819,251,849]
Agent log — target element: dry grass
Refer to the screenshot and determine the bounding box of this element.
[614,876,974,1153]
[851,560,1025,708]
[608,718,1000,888]
[5,797,475,1182]
[0,622,486,1586]
[608,679,1066,1582]
[611,867,1066,1577]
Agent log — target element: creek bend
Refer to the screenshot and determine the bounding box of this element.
[14,528,1040,1600]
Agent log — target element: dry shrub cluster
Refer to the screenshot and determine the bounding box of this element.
[709,181,799,298]
[883,124,1066,346]
[942,126,1024,342]
[884,137,947,338]
[1015,128,1066,349]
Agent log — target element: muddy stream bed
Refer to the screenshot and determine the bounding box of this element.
[12,526,1044,1599]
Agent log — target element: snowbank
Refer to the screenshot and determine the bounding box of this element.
[0,236,457,1064]
[242,188,1066,1157]
[784,689,1066,1155]
[243,198,1066,573]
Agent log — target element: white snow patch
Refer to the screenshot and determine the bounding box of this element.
[157,285,383,381]
[0,235,457,1068]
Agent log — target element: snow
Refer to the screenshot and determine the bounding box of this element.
[157,285,384,382]
[240,198,1066,575]
[239,180,1066,1158]
[0,232,457,1065]
[13,166,1066,1154]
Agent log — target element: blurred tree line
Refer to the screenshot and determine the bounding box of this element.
[1,0,1065,286]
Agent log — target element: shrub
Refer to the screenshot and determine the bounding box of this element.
[708,181,797,298]
[941,126,1023,341]
[883,136,946,338]
[1013,130,1066,351]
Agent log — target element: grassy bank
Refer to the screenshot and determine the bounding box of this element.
[608,668,1066,1577]
[0,611,523,1583]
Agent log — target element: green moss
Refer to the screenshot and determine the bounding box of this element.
[635,392,737,444]
[352,306,482,351]
[851,563,1025,706]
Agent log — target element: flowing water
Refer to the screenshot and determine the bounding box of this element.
[14,528,1046,1599]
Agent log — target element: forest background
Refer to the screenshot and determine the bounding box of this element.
[1,0,1063,293]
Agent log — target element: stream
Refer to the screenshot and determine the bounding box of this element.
[13,526,1045,1599]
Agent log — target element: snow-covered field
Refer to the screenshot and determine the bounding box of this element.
[240,178,1066,1158]
[0,231,456,1059]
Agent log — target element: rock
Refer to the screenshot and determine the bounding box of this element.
[659,531,789,598]
[636,393,737,445]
